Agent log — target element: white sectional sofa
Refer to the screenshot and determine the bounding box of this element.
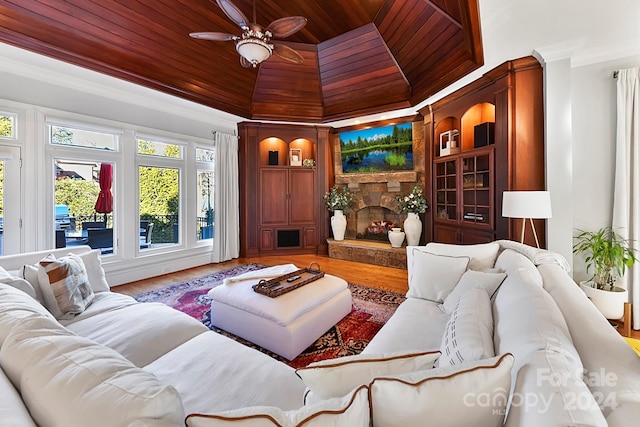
[0,246,306,426]
[1,242,640,426]
[362,241,640,426]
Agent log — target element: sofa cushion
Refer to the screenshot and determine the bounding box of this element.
[493,273,582,374]
[0,367,37,427]
[538,263,640,419]
[437,288,494,367]
[37,253,95,320]
[144,331,306,414]
[441,269,506,315]
[0,283,55,345]
[65,297,208,367]
[492,270,605,426]
[369,353,513,427]
[0,266,37,299]
[361,297,448,355]
[297,350,440,403]
[423,241,500,270]
[494,249,543,288]
[407,250,469,302]
[503,350,608,427]
[185,385,369,427]
[0,314,185,427]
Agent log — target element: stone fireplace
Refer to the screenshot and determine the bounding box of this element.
[327,119,426,269]
[344,182,406,241]
[328,178,421,269]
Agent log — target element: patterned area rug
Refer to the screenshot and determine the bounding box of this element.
[134,263,405,368]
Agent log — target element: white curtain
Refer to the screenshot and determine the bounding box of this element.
[612,67,640,329]
[211,131,240,262]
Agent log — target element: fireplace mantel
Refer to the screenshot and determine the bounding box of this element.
[335,171,417,184]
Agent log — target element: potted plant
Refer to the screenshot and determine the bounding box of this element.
[323,186,353,241]
[573,226,637,319]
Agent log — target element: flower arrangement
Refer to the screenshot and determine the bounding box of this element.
[396,185,428,214]
[303,158,315,167]
[323,186,353,212]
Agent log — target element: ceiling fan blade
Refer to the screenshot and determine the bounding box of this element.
[189,32,237,41]
[215,0,249,28]
[267,16,307,38]
[273,44,304,64]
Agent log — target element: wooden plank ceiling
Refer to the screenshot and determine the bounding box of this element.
[0,0,483,123]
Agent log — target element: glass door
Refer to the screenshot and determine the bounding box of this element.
[0,145,21,255]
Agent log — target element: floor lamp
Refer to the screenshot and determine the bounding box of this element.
[502,191,552,248]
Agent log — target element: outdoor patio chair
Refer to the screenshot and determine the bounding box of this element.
[87,228,113,253]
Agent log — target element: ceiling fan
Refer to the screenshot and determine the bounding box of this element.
[190,0,307,68]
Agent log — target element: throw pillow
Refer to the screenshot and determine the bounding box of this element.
[0,314,184,427]
[437,288,495,367]
[369,353,514,427]
[185,385,369,427]
[21,264,45,303]
[424,242,500,271]
[296,350,441,403]
[0,266,37,299]
[77,249,110,293]
[407,249,469,302]
[441,269,507,314]
[37,253,94,320]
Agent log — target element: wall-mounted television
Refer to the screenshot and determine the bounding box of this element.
[339,122,413,174]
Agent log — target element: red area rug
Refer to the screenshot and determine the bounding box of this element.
[133,263,405,368]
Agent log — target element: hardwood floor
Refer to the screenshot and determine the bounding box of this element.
[113,254,409,297]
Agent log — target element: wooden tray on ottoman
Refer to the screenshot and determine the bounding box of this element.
[252,263,325,298]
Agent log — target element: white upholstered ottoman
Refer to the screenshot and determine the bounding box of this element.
[207,265,352,360]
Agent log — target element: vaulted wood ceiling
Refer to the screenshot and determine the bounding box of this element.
[0,0,483,123]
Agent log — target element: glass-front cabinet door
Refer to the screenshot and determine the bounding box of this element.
[434,158,458,223]
[460,148,493,228]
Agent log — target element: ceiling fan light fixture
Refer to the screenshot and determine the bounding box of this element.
[236,38,272,67]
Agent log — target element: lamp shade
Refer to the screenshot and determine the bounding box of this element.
[502,191,552,219]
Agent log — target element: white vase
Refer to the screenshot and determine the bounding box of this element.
[403,212,422,246]
[331,210,347,241]
[580,281,627,320]
[388,227,405,248]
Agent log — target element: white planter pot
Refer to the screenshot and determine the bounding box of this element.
[330,210,347,241]
[403,212,422,246]
[388,227,405,248]
[580,281,627,320]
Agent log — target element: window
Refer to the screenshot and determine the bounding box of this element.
[49,123,118,150]
[137,136,183,249]
[138,138,182,159]
[196,146,215,241]
[0,112,16,139]
[48,121,119,255]
[54,160,114,254]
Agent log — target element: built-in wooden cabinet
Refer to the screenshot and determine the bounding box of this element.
[421,56,546,247]
[238,122,331,257]
[259,168,317,251]
[434,147,495,244]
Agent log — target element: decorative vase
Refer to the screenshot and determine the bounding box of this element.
[580,281,627,320]
[331,210,347,241]
[388,227,405,248]
[404,212,422,246]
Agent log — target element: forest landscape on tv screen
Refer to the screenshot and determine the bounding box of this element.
[339,122,413,173]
